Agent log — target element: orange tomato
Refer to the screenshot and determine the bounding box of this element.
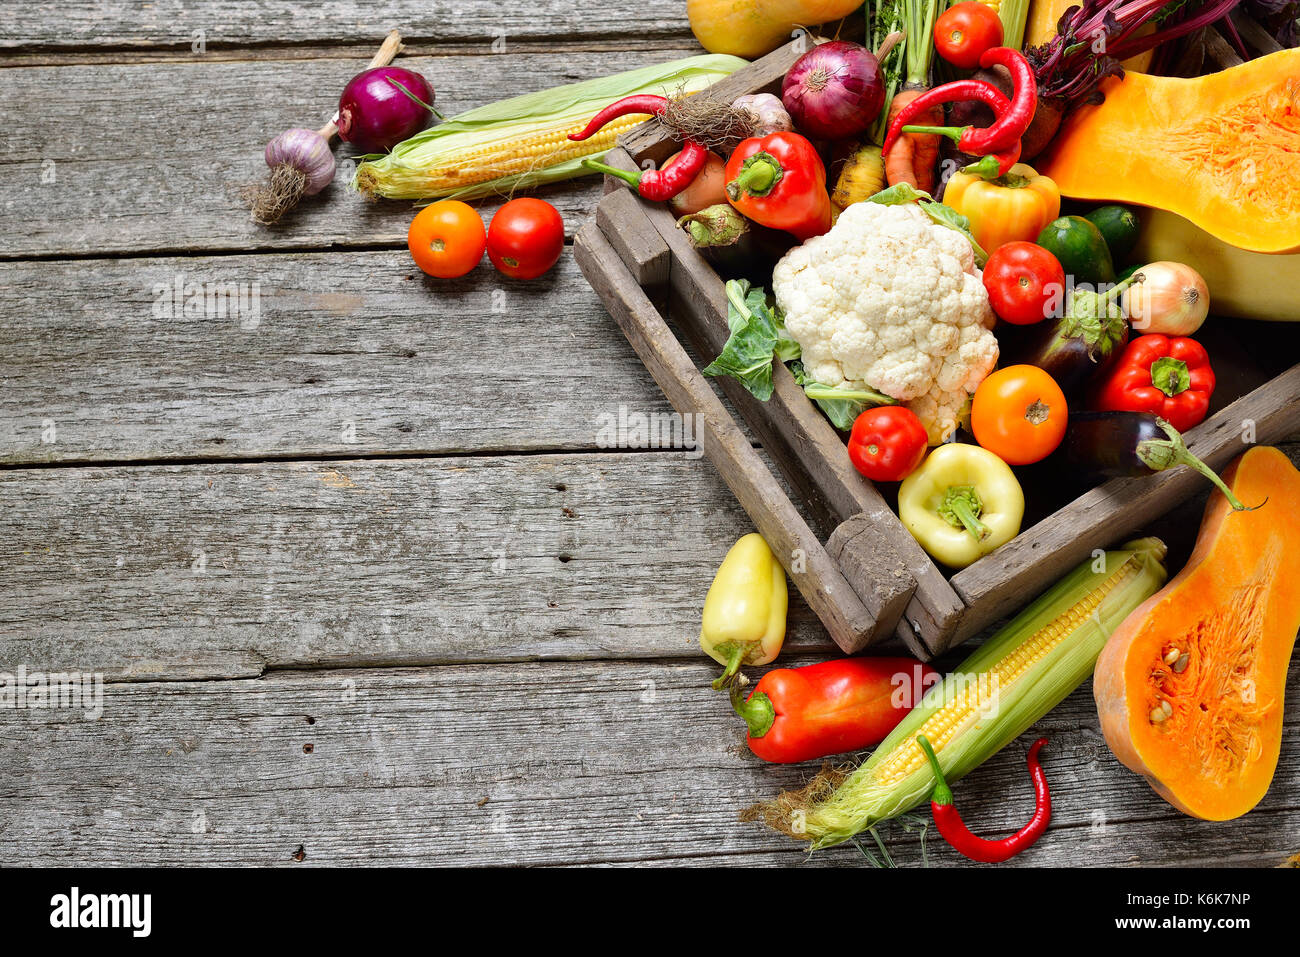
[971,365,1068,465]
[407,201,487,278]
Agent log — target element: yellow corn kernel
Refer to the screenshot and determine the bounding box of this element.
[415,115,643,194]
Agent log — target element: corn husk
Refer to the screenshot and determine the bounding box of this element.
[352,54,747,201]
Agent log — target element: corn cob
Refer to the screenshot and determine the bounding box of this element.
[744,537,1168,849]
[353,54,747,201]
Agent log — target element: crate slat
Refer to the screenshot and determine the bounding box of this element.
[574,221,910,653]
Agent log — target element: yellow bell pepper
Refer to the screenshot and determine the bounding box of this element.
[943,163,1060,255]
[700,533,787,688]
[897,444,1024,569]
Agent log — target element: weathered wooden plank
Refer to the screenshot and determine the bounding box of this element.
[574,222,893,653]
[1,2,693,51]
[948,370,1300,647]
[0,49,698,258]
[596,189,670,288]
[0,657,1294,866]
[0,452,836,680]
[0,252,685,464]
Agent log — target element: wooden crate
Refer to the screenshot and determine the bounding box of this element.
[574,39,1300,661]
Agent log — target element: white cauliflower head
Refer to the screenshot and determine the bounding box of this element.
[772,201,998,443]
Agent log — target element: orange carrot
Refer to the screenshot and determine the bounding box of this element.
[883,89,942,192]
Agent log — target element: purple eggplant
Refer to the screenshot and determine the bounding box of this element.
[1063,410,1257,511]
[1003,270,1145,396]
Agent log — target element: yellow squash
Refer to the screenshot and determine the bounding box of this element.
[1133,209,1300,322]
[687,0,863,58]
[1039,50,1300,254]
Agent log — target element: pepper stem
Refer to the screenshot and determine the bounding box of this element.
[916,734,954,806]
[582,158,642,189]
[1135,419,1263,511]
[729,684,776,738]
[900,124,966,144]
[711,642,749,691]
[961,154,1003,179]
[1149,356,1190,397]
[939,486,988,542]
[726,152,783,200]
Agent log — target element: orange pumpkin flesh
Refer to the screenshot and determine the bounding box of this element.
[1093,446,1300,820]
[1038,49,1300,254]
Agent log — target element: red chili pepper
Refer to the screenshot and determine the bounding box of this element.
[971,47,1037,153]
[724,132,832,241]
[894,50,1036,158]
[918,734,1052,864]
[571,94,708,202]
[1091,334,1216,433]
[731,658,939,764]
[883,79,1011,159]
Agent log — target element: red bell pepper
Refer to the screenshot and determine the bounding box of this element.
[731,657,938,764]
[1092,334,1216,433]
[724,132,832,241]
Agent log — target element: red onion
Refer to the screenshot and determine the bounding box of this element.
[337,66,437,153]
[781,41,884,141]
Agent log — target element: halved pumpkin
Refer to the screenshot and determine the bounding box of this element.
[1039,49,1300,254]
[1093,446,1300,820]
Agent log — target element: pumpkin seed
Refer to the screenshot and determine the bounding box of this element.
[1163,648,1181,665]
[1173,653,1190,673]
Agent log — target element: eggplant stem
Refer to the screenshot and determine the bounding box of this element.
[1136,419,1264,512]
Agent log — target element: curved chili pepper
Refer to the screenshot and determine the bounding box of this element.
[882,80,1011,158]
[972,47,1037,154]
[917,734,1051,864]
[898,49,1037,157]
[570,93,708,202]
[567,94,671,142]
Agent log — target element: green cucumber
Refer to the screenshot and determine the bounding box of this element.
[1085,205,1141,264]
[1037,215,1116,287]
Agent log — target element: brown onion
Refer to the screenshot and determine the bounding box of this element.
[1123,261,1210,336]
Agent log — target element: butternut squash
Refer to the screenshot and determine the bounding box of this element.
[1134,208,1300,322]
[686,0,863,58]
[1039,49,1300,254]
[1094,446,1300,821]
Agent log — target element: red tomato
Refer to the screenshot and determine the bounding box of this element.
[971,365,1068,465]
[847,407,929,482]
[407,201,486,279]
[934,2,1004,70]
[487,198,565,280]
[983,242,1066,325]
